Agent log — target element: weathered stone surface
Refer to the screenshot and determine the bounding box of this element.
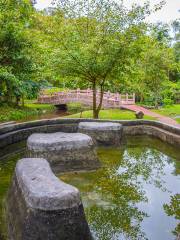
[135,111,144,119]
[78,122,123,146]
[27,132,100,172]
[7,158,92,240]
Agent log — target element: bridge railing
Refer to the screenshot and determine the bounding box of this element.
[38,89,135,107]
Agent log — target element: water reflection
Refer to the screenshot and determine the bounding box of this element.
[164,193,180,237]
[60,136,180,240]
[0,137,179,240]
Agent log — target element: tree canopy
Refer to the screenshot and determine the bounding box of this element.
[0,0,179,115]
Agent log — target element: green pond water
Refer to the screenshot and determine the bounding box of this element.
[0,136,179,240]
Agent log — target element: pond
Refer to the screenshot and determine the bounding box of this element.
[0,136,179,240]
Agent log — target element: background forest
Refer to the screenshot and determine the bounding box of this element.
[0,0,179,120]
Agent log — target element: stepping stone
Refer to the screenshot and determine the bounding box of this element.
[27,132,100,173]
[7,158,92,240]
[78,122,123,146]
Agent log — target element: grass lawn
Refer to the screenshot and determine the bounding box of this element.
[152,104,180,123]
[0,101,55,123]
[0,101,88,123]
[66,109,156,121]
[24,100,55,110]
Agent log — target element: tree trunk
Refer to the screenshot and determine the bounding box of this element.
[140,93,144,103]
[22,95,25,107]
[16,96,20,106]
[92,80,98,119]
[96,84,104,118]
[92,80,104,119]
[5,82,12,105]
[154,94,159,109]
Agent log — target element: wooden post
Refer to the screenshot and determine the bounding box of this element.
[133,93,135,103]
[116,93,119,107]
[119,94,121,106]
[126,93,128,103]
[87,88,90,95]
[77,88,80,100]
[116,93,119,100]
[107,91,110,98]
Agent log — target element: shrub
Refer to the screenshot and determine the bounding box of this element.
[162,98,173,107]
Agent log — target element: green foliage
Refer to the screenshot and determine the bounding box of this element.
[43,0,165,118]
[0,0,179,118]
[162,97,173,106]
[43,87,67,95]
[0,0,39,104]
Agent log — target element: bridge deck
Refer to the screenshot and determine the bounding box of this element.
[38,89,135,108]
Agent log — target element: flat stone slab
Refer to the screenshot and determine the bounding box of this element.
[78,122,122,130]
[27,132,100,172]
[7,158,92,240]
[78,122,123,146]
[27,132,94,151]
[16,158,80,210]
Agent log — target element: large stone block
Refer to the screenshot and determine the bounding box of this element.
[78,122,123,146]
[27,132,100,172]
[7,158,92,240]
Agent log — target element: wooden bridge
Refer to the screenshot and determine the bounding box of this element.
[38,89,135,108]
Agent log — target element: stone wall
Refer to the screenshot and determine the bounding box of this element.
[0,119,180,149]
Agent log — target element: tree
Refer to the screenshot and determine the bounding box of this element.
[45,0,163,118]
[117,24,178,107]
[0,0,36,105]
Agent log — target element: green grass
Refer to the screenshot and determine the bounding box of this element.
[152,104,180,116]
[66,109,156,120]
[152,104,180,123]
[0,101,89,123]
[0,101,55,123]
[24,101,55,110]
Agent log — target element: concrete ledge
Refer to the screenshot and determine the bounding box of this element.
[7,158,92,240]
[0,118,180,135]
[0,119,179,149]
[124,125,180,147]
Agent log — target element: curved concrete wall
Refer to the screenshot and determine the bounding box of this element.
[0,118,180,149]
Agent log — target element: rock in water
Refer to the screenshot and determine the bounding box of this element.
[78,122,123,146]
[6,158,92,240]
[27,132,100,173]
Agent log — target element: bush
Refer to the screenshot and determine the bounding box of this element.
[162,98,173,107]
[0,115,8,122]
[43,87,67,95]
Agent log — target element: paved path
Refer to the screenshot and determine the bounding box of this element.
[121,105,180,128]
